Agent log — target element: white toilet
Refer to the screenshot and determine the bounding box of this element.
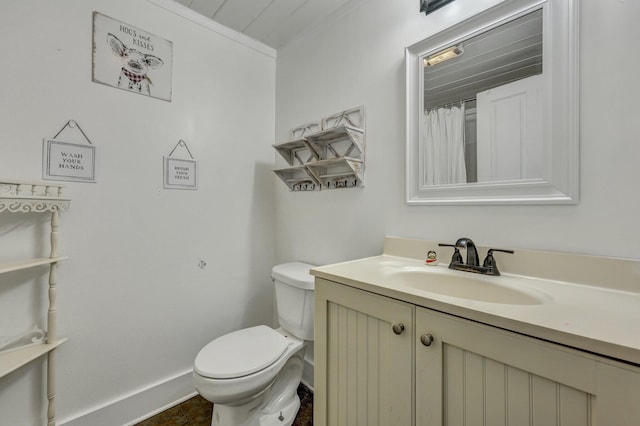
[193,262,315,426]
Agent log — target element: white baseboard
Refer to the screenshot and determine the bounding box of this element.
[302,358,314,391]
[59,369,196,426]
[302,344,314,390]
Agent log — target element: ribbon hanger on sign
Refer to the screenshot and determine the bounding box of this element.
[167,139,194,159]
[52,120,93,145]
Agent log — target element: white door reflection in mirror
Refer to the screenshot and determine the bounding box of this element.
[476,74,543,182]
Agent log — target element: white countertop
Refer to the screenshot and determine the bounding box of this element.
[311,253,640,365]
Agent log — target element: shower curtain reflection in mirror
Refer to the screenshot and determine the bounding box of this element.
[422,104,467,185]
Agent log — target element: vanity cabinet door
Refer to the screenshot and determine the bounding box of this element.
[595,360,640,425]
[416,307,598,426]
[314,278,414,426]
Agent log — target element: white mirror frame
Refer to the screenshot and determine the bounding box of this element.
[406,0,579,205]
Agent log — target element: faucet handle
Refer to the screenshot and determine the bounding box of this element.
[486,248,514,256]
[438,243,463,264]
[482,248,514,274]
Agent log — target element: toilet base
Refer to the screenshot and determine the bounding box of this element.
[259,394,300,426]
[210,352,304,426]
[211,393,300,426]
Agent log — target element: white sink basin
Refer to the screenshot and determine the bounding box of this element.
[389,268,549,305]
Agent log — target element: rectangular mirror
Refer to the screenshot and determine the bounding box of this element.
[406,0,579,205]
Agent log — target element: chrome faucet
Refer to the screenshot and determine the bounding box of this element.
[439,238,513,276]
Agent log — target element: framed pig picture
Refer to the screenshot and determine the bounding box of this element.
[92,12,173,101]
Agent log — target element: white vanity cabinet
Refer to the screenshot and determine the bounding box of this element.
[314,278,414,426]
[0,180,70,426]
[315,277,640,426]
[416,306,640,425]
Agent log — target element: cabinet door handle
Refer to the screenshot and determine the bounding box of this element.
[392,323,405,335]
[420,333,434,347]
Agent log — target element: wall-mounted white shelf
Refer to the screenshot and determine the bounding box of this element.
[273,166,319,191]
[272,139,320,166]
[273,106,366,191]
[306,158,364,189]
[305,125,364,161]
[0,179,69,426]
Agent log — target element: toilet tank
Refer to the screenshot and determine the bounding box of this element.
[271,262,315,341]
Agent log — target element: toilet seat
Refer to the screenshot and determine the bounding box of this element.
[195,325,291,379]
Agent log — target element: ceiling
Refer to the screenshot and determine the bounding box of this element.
[171,0,357,49]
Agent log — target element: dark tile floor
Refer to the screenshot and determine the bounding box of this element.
[135,384,312,426]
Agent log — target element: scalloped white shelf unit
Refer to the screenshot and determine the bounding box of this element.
[0,179,69,426]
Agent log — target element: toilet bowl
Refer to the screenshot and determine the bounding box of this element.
[193,326,304,405]
[193,262,315,426]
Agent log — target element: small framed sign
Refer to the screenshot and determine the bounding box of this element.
[43,120,97,183]
[164,157,197,190]
[43,140,97,182]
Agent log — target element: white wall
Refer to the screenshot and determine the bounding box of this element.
[2,0,639,424]
[0,0,276,424]
[274,0,640,265]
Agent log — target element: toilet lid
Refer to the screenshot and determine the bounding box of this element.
[194,325,291,379]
